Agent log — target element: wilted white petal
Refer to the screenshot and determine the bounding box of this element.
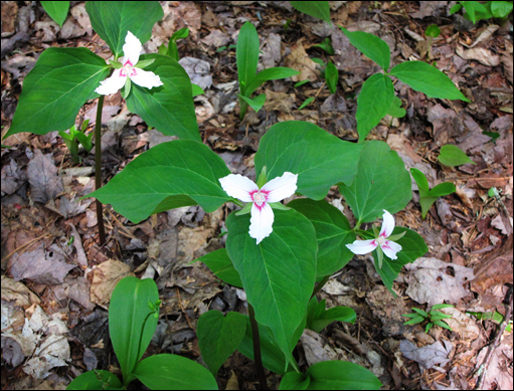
[346,239,378,255]
[249,202,274,244]
[379,210,395,238]
[261,172,298,202]
[380,240,402,260]
[123,31,142,66]
[219,174,258,202]
[95,70,127,95]
[130,68,163,89]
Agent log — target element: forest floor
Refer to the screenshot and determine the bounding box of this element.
[1,1,513,390]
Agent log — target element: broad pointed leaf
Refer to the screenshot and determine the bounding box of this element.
[410,168,430,192]
[390,61,469,102]
[305,361,382,390]
[372,227,427,294]
[388,95,406,118]
[109,277,159,381]
[133,354,217,390]
[290,1,331,24]
[41,1,70,27]
[245,67,300,96]
[5,48,109,138]
[226,209,317,361]
[325,61,339,94]
[340,27,390,71]
[126,54,200,141]
[67,370,122,390]
[306,297,356,333]
[339,141,411,224]
[279,372,310,390]
[237,21,259,95]
[194,249,243,288]
[239,93,266,113]
[87,140,231,223]
[438,145,475,166]
[237,315,301,375]
[86,1,163,58]
[255,121,363,200]
[288,199,356,278]
[430,182,456,198]
[197,310,246,376]
[356,73,395,140]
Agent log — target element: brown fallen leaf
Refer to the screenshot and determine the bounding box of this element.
[225,370,240,391]
[89,259,134,308]
[27,149,64,203]
[264,89,296,113]
[301,329,339,366]
[456,46,501,67]
[471,244,513,295]
[284,43,318,82]
[439,307,480,345]
[8,245,75,285]
[1,275,41,309]
[404,257,475,307]
[70,3,91,35]
[400,339,453,371]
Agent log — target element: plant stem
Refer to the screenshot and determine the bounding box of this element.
[311,275,330,299]
[125,310,155,386]
[239,96,249,120]
[248,304,268,390]
[94,95,106,245]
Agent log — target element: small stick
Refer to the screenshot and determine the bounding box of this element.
[474,286,513,389]
[175,288,194,331]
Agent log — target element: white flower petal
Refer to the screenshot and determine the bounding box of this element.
[380,240,402,260]
[219,174,258,202]
[261,172,298,203]
[249,202,274,244]
[130,68,163,89]
[122,31,142,66]
[379,210,395,238]
[346,239,378,255]
[95,70,127,95]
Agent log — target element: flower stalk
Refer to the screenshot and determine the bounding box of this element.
[94,94,106,245]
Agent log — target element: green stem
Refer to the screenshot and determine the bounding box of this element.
[248,304,268,390]
[126,310,155,386]
[94,95,106,245]
[311,275,330,299]
[239,96,249,120]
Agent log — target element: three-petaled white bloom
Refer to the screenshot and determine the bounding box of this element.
[346,210,402,261]
[95,31,163,95]
[219,172,298,244]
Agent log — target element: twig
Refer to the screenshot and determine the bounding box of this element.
[175,288,194,331]
[474,286,513,389]
[3,233,52,270]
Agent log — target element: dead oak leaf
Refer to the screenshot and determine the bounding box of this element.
[27,150,63,203]
[89,259,134,308]
[8,245,75,285]
[403,257,474,307]
[284,43,318,82]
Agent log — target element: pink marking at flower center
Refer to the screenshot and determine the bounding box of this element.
[250,190,269,209]
[120,60,137,77]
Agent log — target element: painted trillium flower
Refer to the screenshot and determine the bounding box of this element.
[95,31,163,96]
[219,170,298,244]
[346,210,405,268]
